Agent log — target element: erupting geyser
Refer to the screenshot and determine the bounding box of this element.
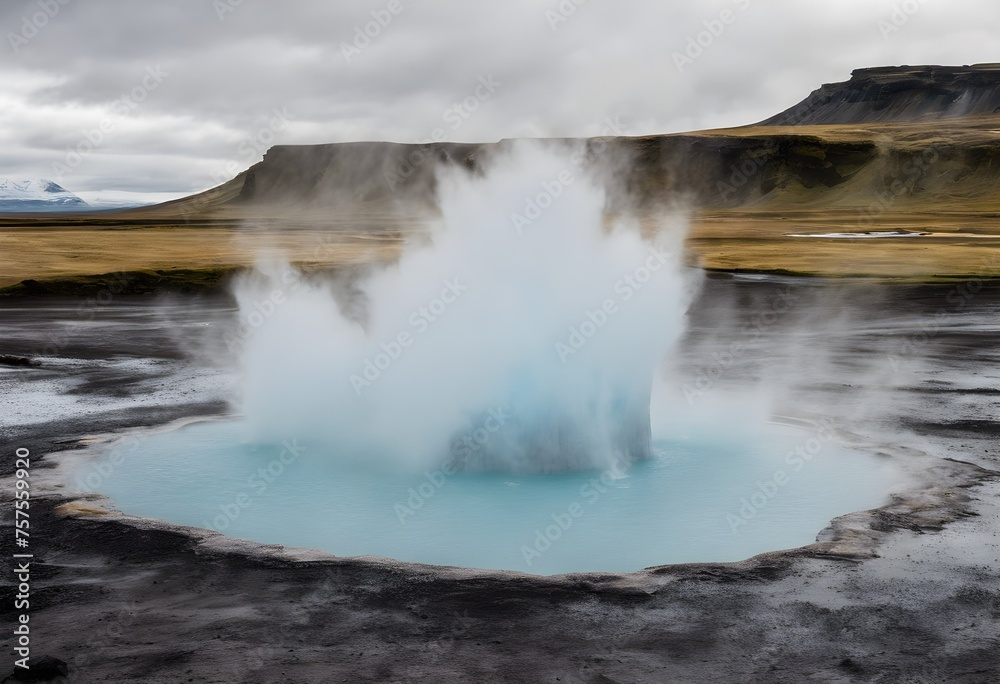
[233,142,694,473]
[85,143,904,574]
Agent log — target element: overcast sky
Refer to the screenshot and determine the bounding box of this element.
[1,0,998,204]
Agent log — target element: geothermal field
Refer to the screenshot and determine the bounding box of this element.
[3,3,1000,683]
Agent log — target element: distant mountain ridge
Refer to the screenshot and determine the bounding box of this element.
[0,178,89,212]
[68,64,1000,220]
[759,64,1000,125]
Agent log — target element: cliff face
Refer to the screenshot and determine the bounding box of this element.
[225,134,884,211]
[760,64,1000,125]
[227,129,1000,215]
[142,65,1000,219]
[238,141,480,207]
[615,134,881,209]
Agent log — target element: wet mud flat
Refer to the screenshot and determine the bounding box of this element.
[1,278,999,683]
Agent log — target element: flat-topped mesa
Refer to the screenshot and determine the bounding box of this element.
[759,64,1000,125]
[238,141,483,207]
[119,65,1000,221]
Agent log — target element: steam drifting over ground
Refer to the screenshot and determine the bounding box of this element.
[231,142,695,473]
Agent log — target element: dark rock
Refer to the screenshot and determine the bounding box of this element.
[18,280,49,295]
[0,354,41,368]
[838,657,864,673]
[760,64,1000,125]
[1,655,69,682]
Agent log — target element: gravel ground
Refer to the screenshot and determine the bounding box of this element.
[1,278,998,683]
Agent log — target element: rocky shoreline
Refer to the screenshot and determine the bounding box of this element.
[2,280,999,682]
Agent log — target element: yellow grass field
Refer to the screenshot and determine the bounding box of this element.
[2,209,999,291]
[4,118,1000,289]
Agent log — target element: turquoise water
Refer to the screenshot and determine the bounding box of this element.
[83,419,901,575]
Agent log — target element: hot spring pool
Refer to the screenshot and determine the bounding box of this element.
[80,419,903,575]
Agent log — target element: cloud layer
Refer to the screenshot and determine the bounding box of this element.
[2,0,998,201]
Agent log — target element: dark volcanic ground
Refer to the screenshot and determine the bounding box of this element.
[1,277,999,683]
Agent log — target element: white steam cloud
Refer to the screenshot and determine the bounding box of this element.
[231,142,696,473]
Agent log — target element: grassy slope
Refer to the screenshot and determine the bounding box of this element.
[682,116,1000,277]
[3,118,1000,293]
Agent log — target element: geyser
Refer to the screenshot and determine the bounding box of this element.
[233,142,692,473]
[80,143,906,574]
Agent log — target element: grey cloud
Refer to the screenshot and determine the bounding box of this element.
[1,0,998,198]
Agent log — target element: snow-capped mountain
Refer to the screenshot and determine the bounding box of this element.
[0,178,89,212]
